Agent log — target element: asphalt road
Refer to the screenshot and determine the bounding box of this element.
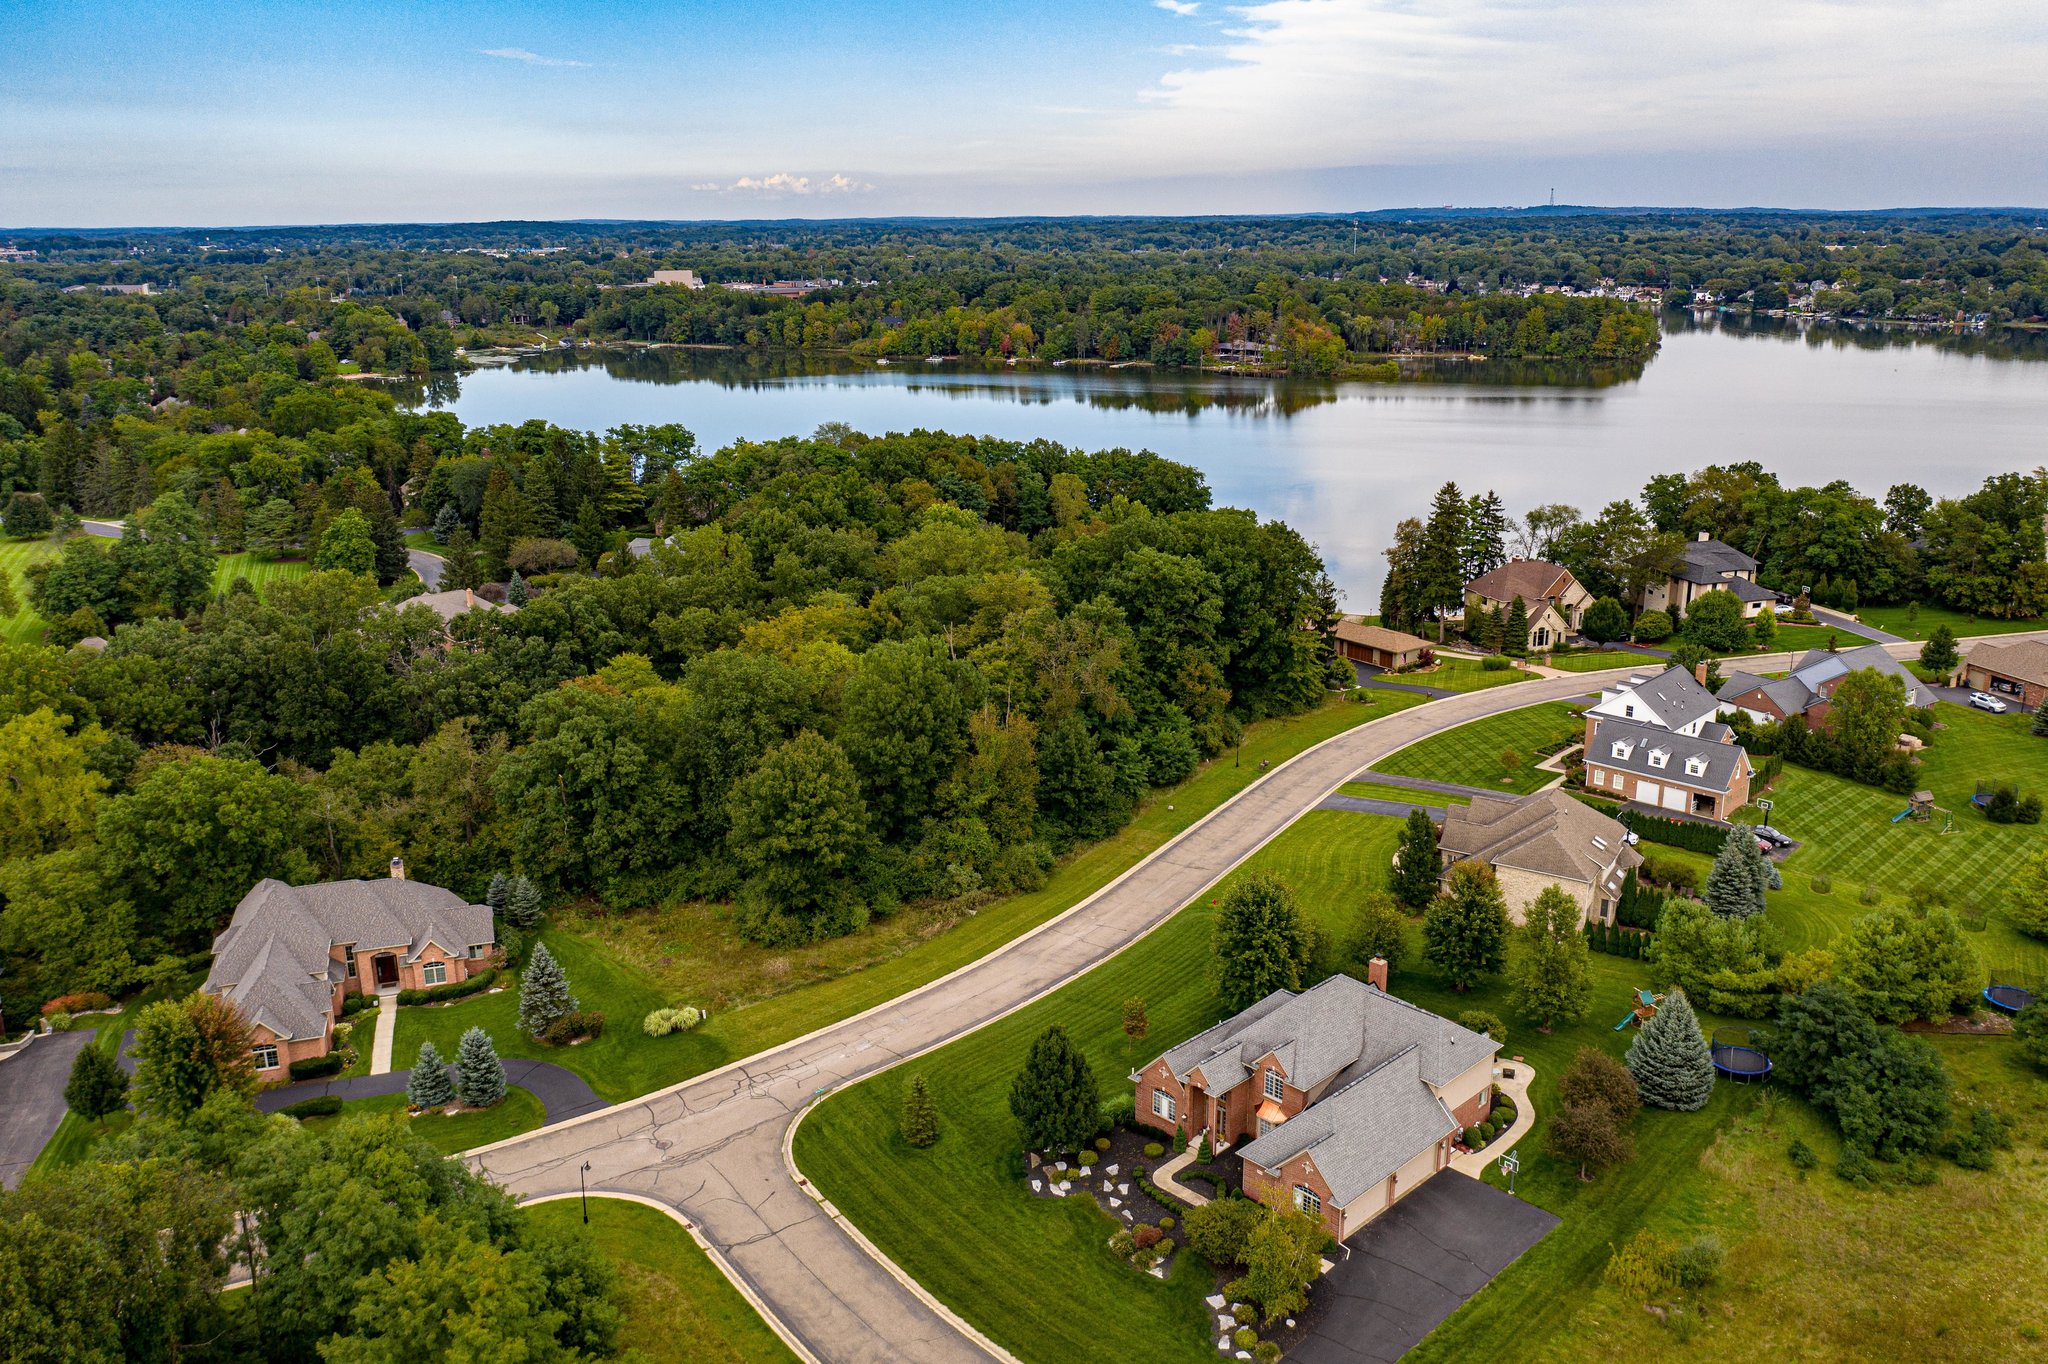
[466,671,1627,1364]
[0,1030,94,1190]
[408,545,444,588]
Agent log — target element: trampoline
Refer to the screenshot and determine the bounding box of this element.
[1710,1027,1772,1081]
[1984,974,2036,1015]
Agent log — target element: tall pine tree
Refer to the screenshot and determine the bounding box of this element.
[517,941,577,1036]
[902,1074,940,1148]
[454,1027,505,1108]
[1705,826,1767,919]
[1418,482,1469,642]
[1007,1025,1098,1153]
[1390,808,1441,910]
[1502,595,1530,657]
[407,1040,453,1110]
[1625,989,1715,1111]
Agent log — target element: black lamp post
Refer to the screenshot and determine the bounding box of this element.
[580,1161,592,1224]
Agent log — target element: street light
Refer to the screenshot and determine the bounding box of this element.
[580,1161,592,1224]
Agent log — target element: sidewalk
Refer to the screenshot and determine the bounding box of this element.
[1151,1148,1212,1207]
[1451,1059,1536,1177]
[368,994,398,1075]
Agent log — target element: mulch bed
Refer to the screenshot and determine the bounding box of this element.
[1023,1127,1189,1278]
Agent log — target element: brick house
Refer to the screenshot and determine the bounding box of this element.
[1961,640,2048,710]
[1463,559,1593,650]
[1436,790,1641,927]
[1718,644,1937,728]
[1582,715,1752,820]
[203,861,496,1080]
[1131,968,1497,1242]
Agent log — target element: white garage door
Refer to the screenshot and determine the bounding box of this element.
[1636,781,1661,807]
[1662,786,1688,812]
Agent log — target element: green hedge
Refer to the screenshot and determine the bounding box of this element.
[396,966,497,1008]
[340,993,376,1017]
[288,1052,347,1080]
[1618,809,1728,854]
[279,1095,344,1119]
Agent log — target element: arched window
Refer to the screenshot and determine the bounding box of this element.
[1293,1185,1321,1216]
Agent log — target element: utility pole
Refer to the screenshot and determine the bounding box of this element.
[580,1161,592,1224]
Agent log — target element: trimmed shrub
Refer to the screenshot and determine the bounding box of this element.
[1134,1225,1164,1250]
[340,993,376,1017]
[1144,1141,1166,1159]
[395,967,498,1008]
[1810,875,1833,895]
[1463,1126,1483,1146]
[1094,1136,1112,1152]
[1078,1150,1098,1168]
[1481,655,1512,671]
[642,1005,705,1037]
[542,1009,605,1044]
[1159,1215,1175,1230]
[40,992,115,1016]
[279,1095,344,1119]
[288,1052,346,1081]
[1255,1343,1282,1364]
[1108,1229,1135,1258]
[1234,1327,1260,1350]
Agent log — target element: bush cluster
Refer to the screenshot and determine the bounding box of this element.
[542,1009,605,1044]
[278,1094,344,1119]
[39,992,115,1016]
[394,967,497,1007]
[339,993,377,1017]
[287,1052,347,1081]
[641,1005,704,1036]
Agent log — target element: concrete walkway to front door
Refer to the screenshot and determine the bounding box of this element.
[368,992,399,1075]
[1450,1058,1536,1177]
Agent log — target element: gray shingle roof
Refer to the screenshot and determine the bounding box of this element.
[1588,716,1748,794]
[1437,791,1641,894]
[205,878,493,1041]
[1717,669,1813,718]
[1611,665,1724,731]
[404,589,518,625]
[1234,1045,1459,1206]
[1674,537,1759,584]
[1967,639,2048,688]
[1790,644,1935,709]
[1723,577,1785,604]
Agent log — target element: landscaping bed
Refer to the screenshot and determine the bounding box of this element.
[1024,1127,1185,1279]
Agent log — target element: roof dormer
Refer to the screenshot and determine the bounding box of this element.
[1610,739,1634,759]
[1685,754,1708,777]
[1647,748,1669,769]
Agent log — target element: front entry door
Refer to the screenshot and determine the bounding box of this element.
[374,954,399,988]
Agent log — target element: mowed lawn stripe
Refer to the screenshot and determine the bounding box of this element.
[1370,700,1588,796]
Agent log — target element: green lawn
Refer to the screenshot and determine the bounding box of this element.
[1540,651,1646,673]
[295,1087,547,1154]
[1338,779,1472,807]
[1402,657,1533,692]
[26,970,208,1175]
[208,551,311,596]
[399,692,1427,1103]
[1859,601,2040,642]
[524,1197,800,1363]
[0,536,309,644]
[1371,700,1587,796]
[1756,622,1856,654]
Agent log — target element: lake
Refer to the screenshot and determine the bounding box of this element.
[407,315,2048,607]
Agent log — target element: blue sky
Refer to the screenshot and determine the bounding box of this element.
[5,0,2047,225]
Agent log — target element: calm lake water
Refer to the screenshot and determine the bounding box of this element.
[410,316,2048,607]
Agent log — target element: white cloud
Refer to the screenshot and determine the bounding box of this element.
[1154,0,1201,13]
[694,172,875,196]
[478,47,590,68]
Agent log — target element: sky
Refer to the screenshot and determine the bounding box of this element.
[5,0,2048,226]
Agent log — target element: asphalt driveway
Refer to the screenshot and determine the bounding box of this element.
[0,1030,94,1189]
[1289,1173,1559,1364]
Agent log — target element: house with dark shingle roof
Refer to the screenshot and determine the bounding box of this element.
[1640,532,1787,619]
[1328,617,1433,670]
[1718,644,1936,728]
[203,862,496,1079]
[1464,558,1592,650]
[1132,969,1497,1241]
[1436,790,1642,927]
[1583,716,1753,820]
[1587,664,1725,736]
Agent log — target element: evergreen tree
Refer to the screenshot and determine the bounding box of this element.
[516,941,577,1036]
[1751,603,1777,649]
[902,1073,939,1148]
[1624,988,1715,1111]
[1509,884,1593,1030]
[431,501,464,542]
[1007,1024,1098,1152]
[1423,861,1511,991]
[1462,490,1508,579]
[506,569,529,606]
[441,525,484,590]
[407,1040,454,1109]
[1213,874,1311,1013]
[63,1041,128,1121]
[503,874,543,928]
[454,1027,505,1108]
[1502,595,1530,656]
[2032,706,2048,738]
[1390,808,1441,911]
[486,871,509,916]
[1918,624,1959,675]
[1418,481,1468,641]
[1704,826,1767,918]
[315,507,377,576]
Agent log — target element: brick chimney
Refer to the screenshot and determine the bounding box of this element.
[1367,956,1389,991]
[389,856,406,881]
[1693,660,1709,685]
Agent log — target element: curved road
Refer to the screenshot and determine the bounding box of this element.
[466,632,2048,1363]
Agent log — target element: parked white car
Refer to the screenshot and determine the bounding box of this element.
[1969,691,2009,713]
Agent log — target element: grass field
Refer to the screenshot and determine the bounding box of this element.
[1860,601,2041,642]
[1370,700,1587,795]
[524,1198,800,1363]
[1401,657,1533,692]
[1540,650,1646,673]
[208,551,311,596]
[1758,622,1859,653]
[294,1087,546,1154]
[0,535,310,644]
[397,692,1427,1102]
[1338,779,1472,807]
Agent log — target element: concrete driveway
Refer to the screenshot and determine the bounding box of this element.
[0,1031,94,1189]
[1289,1174,1559,1364]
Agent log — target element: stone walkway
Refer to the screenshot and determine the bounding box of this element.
[1449,1059,1536,1177]
[368,992,399,1075]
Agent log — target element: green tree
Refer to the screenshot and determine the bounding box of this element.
[1751,603,1777,649]
[319,1222,579,1364]
[1557,1045,1640,1127]
[1581,596,1628,644]
[1423,861,1510,991]
[1648,899,1777,1017]
[838,637,981,838]
[1918,624,1959,675]
[2012,1001,2048,1072]
[1631,608,1673,643]
[1389,807,1440,911]
[1509,884,1592,1030]
[406,1040,453,1110]
[115,492,216,615]
[1547,1099,1633,1181]
[1828,667,1909,780]
[1501,595,1530,656]
[246,497,298,554]
[1121,996,1149,1041]
[1227,1207,1324,1324]
[727,730,876,946]
[1182,1194,1265,1267]
[2003,848,2048,939]
[129,991,257,1120]
[901,1073,939,1149]
[503,873,543,929]
[316,506,378,576]
[1682,589,1749,652]
[1624,988,1715,1111]
[3,491,54,538]
[1007,1024,1097,1152]
[1351,891,1410,976]
[454,1026,506,1107]
[63,1040,129,1121]
[1417,482,1468,641]
[440,525,485,590]
[0,707,107,860]
[516,941,578,1037]
[1213,873,1312,1012]
[506,569,530,606]
[1704,825,1768,919]
[1831,903,1978,1022]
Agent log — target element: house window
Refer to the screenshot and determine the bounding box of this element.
[1151,1090,1177,1120]
[251,1043,279,1070]
[1258,1116,1275,1137]
[344,946,357,978]
[422,961,447,986]
[1685,755,1708,776]
[1264,1068,1285,1102]
[1623,704,1635,718]
[1293,1185,1321,1216]
[1647,749,1669,769]
[1610,740,1633,759]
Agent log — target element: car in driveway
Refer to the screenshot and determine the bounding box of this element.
[1970,691,2010,713]
[1752,825,1794,849]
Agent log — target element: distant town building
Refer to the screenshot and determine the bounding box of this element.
[61,282,154,295]
[649,268,703,288]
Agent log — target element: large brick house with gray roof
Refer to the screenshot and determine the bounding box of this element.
[203,861,496,1079]
[1132,969,1498,1241]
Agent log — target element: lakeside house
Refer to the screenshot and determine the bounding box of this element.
[1639,532,1786,619]
[1132,969,1497,1242]
[1463,558,1592,650]
[1436,790,1641,927]
[203,861,496,1080]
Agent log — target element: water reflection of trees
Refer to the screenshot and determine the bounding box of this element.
[1667,309,2048,362]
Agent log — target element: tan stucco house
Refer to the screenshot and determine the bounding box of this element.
[1639,532,1785,619]
[1436,790,1641,927]
[203,862,497,1080]
[1132,969,1497,1242]
[1464,559,1592,650]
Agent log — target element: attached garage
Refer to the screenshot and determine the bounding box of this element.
[1636,780,1661,807]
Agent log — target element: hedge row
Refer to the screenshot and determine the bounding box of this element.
[279,1095,344,1119]
[396,967,497,1008]
[1586,921,1651,957]
[288,1052,347,1080]
[1618,809,1729,854]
